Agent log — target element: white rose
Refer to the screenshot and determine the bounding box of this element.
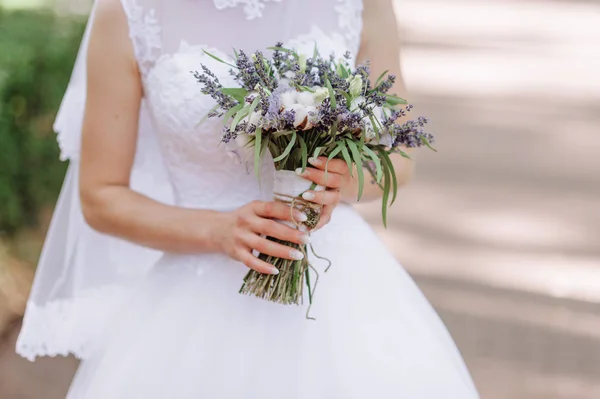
[312,87,329,104]
[348,75,364,98]
[296,91,316,107]
[280,90,298,110]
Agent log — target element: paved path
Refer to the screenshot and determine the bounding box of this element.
[2,0,600,398]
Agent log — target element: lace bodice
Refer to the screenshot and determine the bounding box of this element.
[120,0,364,209]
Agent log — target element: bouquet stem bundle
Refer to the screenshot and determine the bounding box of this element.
[239,171,329,316]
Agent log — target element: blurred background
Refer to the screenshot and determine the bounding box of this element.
[0,0,599,398]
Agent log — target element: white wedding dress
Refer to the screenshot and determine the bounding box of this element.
[16,1,479,397]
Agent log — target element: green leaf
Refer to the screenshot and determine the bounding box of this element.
[202,49,238,69]
[421,136,438,152]
[299,135,308,172]
[374,69,389,89]
[380,152,392,228]
[324,77,336,109]
[337,141,354,177]
[273,131,297,162]
[398,149,412,159]
[329,119,338,138]
[221,88,248,103]
[346,140,364,201]
[222,103,243,125]
[313,147,324,159]
[337,89,352,106]
[254,127,262,179]
[230,107,250,132]
[379,150,398,205]
[363,145,383,182]
[385,94,408,106]
[247,95,260,116]
[368,113,380,136]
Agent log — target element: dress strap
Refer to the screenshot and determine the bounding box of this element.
[120,0,163,77]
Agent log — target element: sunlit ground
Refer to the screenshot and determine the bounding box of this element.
[356,1,600,398]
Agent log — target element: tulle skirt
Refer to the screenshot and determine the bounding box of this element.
[66,205,479,398]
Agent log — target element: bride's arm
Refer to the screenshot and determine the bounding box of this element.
[79,0,307,274]
[341,0,416,203]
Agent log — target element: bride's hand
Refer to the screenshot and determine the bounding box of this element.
[216,201,311,275]
[295,157,352,230]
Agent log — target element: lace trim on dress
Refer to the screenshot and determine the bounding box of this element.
[120,0,162,76]
[212,0,283,20]
[16,286,127,361]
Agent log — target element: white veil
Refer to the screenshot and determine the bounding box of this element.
[16,2,174,361]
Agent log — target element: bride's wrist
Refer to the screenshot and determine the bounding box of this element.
[191,209,229,253]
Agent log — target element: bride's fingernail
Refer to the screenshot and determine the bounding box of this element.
[308,157,322,166]
[295,168,307,176]
[300,235,311,244]
[290,250,305,260]
[302,191,315,201]
[270,267,280,275]
[295,212,308,222]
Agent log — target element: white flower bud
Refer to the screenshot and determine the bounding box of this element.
[296,91,316,107]
[288,103,308,128]
[280,90,298,110]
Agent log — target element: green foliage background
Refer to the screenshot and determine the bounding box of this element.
[0,7,85,235]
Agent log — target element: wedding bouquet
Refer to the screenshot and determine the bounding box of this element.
[193,43,434,312]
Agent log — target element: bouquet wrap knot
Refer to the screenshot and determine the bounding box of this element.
[273,170,325,230]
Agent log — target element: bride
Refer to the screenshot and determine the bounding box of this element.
[16,0,480,397]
